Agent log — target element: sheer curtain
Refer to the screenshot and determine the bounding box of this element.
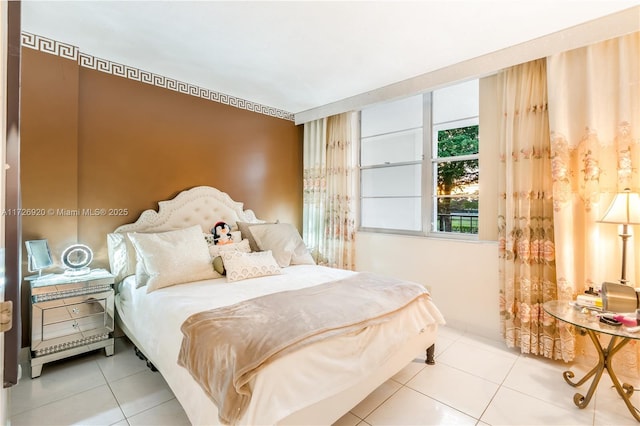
[497,59,574,360]
[302,118,327,263]
[547,32,640,371]
[303,112,357,270]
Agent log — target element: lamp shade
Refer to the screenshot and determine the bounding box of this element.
[598,188,640,225]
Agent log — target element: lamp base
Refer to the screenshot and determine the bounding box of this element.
[601,281,638,312]
[619,230,630,285]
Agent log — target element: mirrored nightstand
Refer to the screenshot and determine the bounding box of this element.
[29,268,115,378]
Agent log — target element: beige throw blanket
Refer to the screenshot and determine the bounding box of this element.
[177,272,430,424]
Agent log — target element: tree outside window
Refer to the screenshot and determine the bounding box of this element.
[435,124,479,233]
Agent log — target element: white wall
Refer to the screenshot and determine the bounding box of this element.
[354,73,502,342]
[355,233,500,341]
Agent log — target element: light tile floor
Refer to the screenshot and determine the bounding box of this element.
[7,326,640,425]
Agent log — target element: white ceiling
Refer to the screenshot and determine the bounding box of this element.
[21,1,640,116]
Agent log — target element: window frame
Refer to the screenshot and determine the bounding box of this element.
[426,115,480,239]
[359,81,480,240]
[358,136,424,236]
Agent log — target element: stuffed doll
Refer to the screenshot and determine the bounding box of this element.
[212,221,233,245]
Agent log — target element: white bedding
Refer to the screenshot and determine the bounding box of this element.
[116,264,444,425]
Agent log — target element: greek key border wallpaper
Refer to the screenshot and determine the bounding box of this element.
[21,32,295,122]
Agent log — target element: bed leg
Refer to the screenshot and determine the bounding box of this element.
[134,347,145,360]
[425,344,435,365]
[134,346,158,372]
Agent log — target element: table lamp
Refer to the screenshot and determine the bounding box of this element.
[598,188,640,284]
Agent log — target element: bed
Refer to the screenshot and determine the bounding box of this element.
[107,186,445,425]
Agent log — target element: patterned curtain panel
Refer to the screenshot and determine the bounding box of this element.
[303,118,327,263]
[547,32,640,372]
[302,113,357,270]
[497,59,573,360]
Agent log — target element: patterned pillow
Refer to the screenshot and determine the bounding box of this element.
[208,239,251,275]
[220,250,281,282]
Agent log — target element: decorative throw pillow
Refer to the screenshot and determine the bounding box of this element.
[220,250,281,282]
[208,238,251,258]
[248,223,316,267]
[208,239,251,275]
[236,221,277,251]
[213,256,226,275]
[128,225,219,293]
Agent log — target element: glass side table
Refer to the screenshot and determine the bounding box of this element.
[543,300,640,422]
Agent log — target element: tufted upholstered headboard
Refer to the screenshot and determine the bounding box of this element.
[107,186,262,283]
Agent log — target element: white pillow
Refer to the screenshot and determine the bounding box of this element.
[220,250,281,282]
[248,223,315,267]
[236,220,275,251]
[107,232,138,283]
[135,257,151,288]
[128,225,219,293]
[208,238,251,258]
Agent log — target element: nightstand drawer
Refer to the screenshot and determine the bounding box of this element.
[42,313,107,341]
[41,296,107,323]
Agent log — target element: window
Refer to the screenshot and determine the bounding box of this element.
[359,80,479,237]
[360,95,423,231]
[431,80,479,235]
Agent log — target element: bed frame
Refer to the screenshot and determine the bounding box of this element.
[113,186,261,235]
[109,185,438,425]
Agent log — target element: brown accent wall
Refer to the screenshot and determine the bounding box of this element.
[21,48,79,258]
[20,47,303,346]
